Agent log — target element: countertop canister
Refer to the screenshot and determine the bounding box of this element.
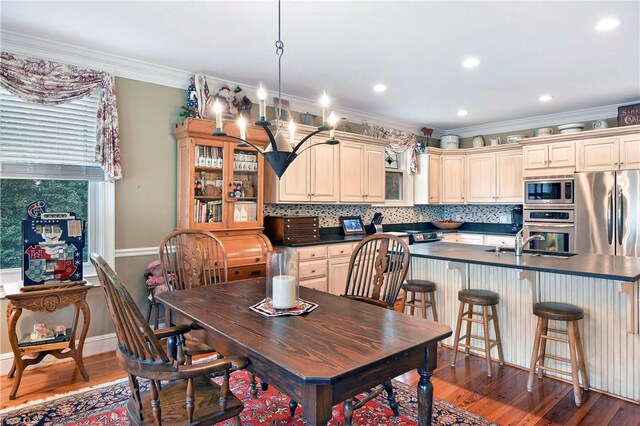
[440,135,460,149]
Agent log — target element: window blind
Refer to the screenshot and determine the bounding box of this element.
[0,88,104,180]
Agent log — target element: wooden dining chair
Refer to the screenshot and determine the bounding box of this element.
[289,234,411,424]
[90,253,247,426]
[158,229,264,395]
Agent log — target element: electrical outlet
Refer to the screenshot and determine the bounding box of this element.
[499,214,510,224]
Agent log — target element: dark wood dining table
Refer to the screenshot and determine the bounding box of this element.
[156,278,451,426]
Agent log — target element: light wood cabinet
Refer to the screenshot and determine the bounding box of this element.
[327,242,353,295]
[496,151,523,203]
[466,154,496,203]
[523,141,575,175]
[441,155,466,203]
[277,148,310,202]
[576,134,640,172]
[457,233,484,245]
[309,139,339,202]
[338,142,385,203]
[414,154,440,204]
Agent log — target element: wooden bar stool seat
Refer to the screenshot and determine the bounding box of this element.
[400,279,438,321]
[528,302,589,407]
[451,289,504,377]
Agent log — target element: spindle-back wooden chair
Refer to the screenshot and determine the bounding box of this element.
[90,253,246,426]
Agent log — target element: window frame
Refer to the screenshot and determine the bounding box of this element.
[378,150,414,207]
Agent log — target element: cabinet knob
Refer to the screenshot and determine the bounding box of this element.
[311,253,316,257]
[340,250,344,254]
[614,162,619,166]
[311,269,316,273]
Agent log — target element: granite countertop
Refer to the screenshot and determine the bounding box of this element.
[281,232,408,247]
[410,242,640,282]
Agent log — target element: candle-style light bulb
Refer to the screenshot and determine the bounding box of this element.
[238,115,247,140]
[213,99,223,133]
[329,111,337,139]
[289,119,296,147]
[320,91,330,125]
[257,84,267,122]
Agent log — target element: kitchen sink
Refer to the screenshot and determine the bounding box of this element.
[485,247,577,258]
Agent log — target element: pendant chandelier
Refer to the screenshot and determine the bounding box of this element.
[211,0,339,178]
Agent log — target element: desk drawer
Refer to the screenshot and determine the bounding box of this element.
[299,259,327,279]
[297,246,327,261]
[328,243,353,258]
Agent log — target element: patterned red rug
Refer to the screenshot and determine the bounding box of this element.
[0,371,496,425]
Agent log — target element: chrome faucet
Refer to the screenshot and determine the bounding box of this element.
[514,229,545,256]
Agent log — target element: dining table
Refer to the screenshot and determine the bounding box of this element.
[156,278,451,426]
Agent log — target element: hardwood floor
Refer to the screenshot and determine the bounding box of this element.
[2,348,638,425]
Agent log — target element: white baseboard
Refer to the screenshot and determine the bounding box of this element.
[0,332,117,375]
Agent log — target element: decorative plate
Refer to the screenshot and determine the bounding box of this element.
[250,298,318,317]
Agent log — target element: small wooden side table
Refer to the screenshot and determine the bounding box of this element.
[5,282,93,399]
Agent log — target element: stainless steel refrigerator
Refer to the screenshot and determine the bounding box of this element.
[575,171,639,257]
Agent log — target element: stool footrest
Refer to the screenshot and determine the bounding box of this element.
[539,353,571,363]
[461,317,484,324]
[541,334,569,343]
[536,364,573,376]
[546,327,568,335]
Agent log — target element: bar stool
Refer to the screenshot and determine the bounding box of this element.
[400,279,438,321]
[527,302,589,407]
[451,289,504,377]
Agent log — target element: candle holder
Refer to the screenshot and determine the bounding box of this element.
[266,251,299,309]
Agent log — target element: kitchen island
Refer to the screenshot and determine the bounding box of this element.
[409,242,640,403]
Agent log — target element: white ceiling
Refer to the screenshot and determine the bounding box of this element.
[2,1,639,130]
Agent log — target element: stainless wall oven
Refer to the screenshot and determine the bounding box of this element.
[523,206,574,252]
[524,178,574,205]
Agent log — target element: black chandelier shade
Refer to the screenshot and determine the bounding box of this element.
[213,120,339,179]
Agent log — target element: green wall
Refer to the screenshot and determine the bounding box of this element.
[0,77,184,354]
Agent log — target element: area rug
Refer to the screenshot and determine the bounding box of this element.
[0,371,496,425]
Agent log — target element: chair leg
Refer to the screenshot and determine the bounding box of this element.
[567,321,582,407]
[146,302,152,325]
[451,301,465,367]
[409,291,416,316]
[420,292,427,319]
[528,316,545,392]
[248,372,258,398]
[154,304,161,330]
[401,289,408,314]
[481,306,493,377]
[344,399,354,426]
[149,379,161,424]
[383,379,399,417]
[464,303,473,357]
[491,304,504,366]
[261,380,269,392]
[234,415,242,426]
[573,322,590,391]
[430,291,439,322]
[537,319,548,379]
[289,400,298,417]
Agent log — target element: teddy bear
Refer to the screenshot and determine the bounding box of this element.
[144,260,170,300]
[242,179,255,198]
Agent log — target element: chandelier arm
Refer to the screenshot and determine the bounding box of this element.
[288,139,339,159]
[220,134,266,154]
[257,123,279,152]
[288,126,331,157]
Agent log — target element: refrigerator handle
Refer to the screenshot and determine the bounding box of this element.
[617,187,624,245]
[607,190,613,245]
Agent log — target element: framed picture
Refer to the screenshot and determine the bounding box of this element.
[385,152,399,169]
[339,216,366,235]
[618,103,640,127]
[273,97,290,121]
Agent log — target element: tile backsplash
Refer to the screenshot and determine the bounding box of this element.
[264,204,518,228]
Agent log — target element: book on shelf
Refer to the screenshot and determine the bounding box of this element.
[195,145,223,168]
[19,327,72,347]
[193,199,223,223]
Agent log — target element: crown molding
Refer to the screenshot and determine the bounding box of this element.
[0,30,427,134]
[445,101,640,137]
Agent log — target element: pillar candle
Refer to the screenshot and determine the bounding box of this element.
[272,275,297,309]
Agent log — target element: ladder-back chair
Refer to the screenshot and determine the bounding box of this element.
[90,253,246,426]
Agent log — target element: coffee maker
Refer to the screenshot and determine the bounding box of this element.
[511,206,523,233]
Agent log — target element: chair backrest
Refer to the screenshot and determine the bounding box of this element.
[159,229,228,291]
[343,233,411,308]
[90,253,170,363]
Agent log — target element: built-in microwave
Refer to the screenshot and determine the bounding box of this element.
[524,178,574,205]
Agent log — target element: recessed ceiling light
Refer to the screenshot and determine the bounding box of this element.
[373,83,387,93]
[462,57,480,68]
[539,94,553,102]
[457,110,468,116]
[595,18,621,31]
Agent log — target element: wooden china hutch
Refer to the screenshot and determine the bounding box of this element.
[173,118,272,281]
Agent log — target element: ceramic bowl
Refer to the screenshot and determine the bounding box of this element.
[506,135,527,143]
[431,221,464,230]
[558,123,585,134]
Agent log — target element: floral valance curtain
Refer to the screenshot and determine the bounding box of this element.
[0,52,121,180]
[372,125,418,173]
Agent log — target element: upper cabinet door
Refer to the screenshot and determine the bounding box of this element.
[496,151,523,203]
[364,145,385,203]
[466,154,496,203]
[339,142,365,203]
[310,139,339,202]
[523,145,548,170]
[548,141,575,169]
[577,137,619,172]
[428,155,441,203]
[619,134,640,170]
[278,145,310,202]
[441,155,466,203]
